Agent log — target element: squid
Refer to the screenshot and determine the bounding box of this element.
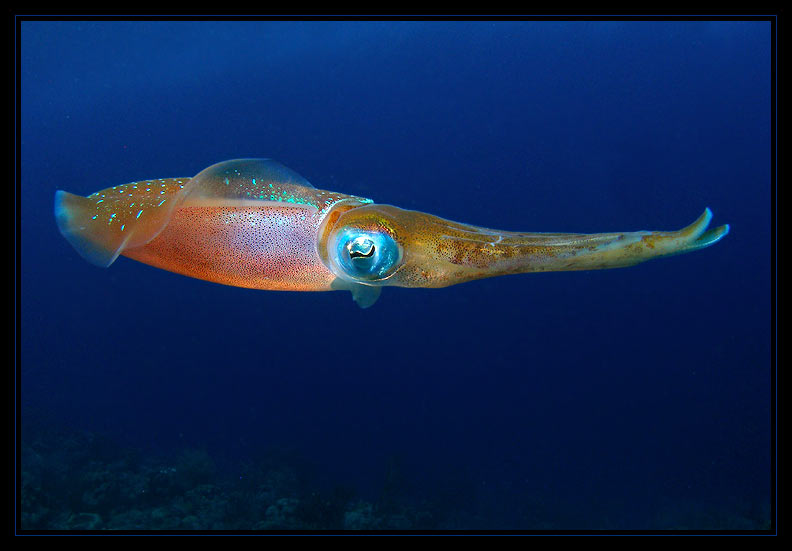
[54,159,729,308]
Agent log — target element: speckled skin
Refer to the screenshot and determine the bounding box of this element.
[124,203,340,291]
[55,159,729,303]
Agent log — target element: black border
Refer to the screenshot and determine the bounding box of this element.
[10,13,780,536]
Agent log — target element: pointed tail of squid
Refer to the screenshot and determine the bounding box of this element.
[54,190,132,268]
[55,180,187,268]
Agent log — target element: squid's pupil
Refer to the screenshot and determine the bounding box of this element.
[347,238,376,261]
[349,244,375,259]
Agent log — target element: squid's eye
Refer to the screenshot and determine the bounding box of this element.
[335,230,401,281]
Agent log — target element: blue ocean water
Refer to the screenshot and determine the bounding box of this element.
[20,20,771,530]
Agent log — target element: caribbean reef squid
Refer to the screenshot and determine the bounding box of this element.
[54,159,729,308]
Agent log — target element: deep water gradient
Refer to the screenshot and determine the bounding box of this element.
[20,20,771,530]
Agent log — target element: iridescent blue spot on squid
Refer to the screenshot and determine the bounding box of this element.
[136,210,143,219]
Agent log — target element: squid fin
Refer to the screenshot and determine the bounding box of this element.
[54,190,132,267]
[182,159,319,207]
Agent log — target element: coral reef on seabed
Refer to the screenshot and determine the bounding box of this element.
[20,426,437,531]
[19,425,771,531]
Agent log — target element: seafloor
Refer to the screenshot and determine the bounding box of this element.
[20,422,770,531]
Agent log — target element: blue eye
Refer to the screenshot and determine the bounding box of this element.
[334,229,401,281]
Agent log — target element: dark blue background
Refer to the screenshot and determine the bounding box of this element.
[21,20,771,528]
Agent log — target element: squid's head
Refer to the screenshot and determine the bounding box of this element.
[322,204,405,287]
[320,203,484,300]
